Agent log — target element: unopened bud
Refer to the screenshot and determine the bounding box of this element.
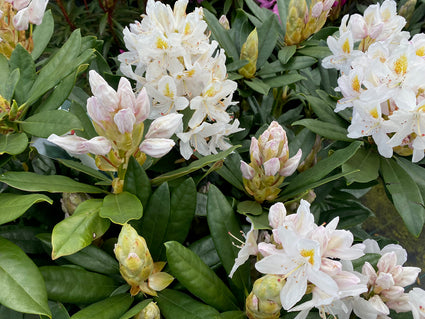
[134,302,160,319]
[61,193,92,218]
[239,28,258,79]
[219,15,230,30]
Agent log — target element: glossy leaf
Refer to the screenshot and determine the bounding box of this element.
[216,152,244,191]
[303,94,345,125]
[9,44,35,104]
[37,233,119,275]
[71,294,133,319]
[189,236,221,270]
[0,225,45,254]
[21,110,83,138]
[40,266,117,304]
[119,300,152,319]
[4,68,19,102]
[136,182,170,260]
[262,73,306,88]
[283,56,317,70]
[237,200,263,216]
[58,158,112,183]
[31,10,54,60]
[380,158,425,236]
[0,171,105,193]
[220,311,246,318]
[292,119,352,142]
[100,192,143,225]
[207,185,250,298]
[0,133,28,155]
[245,78,270,95]
[0,55,9,94]
[52,199,110,259]
[395,156,425,198]
[124,156,151,208]
[257,17,279,69]
[151,145,240,185]
[48,301,70,319]
[156,289,221,319]
[342,147,380,184]
[0,193,52,225]
[165,241,239,312]
[69,100,98,139]
[298,46,332,59]
[278,45,297,65]
[0,238,51,318]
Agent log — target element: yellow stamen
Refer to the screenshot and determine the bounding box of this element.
[300,249,315,265]
[352,75,360,92]
[156,37,168,49]
[394,55,408,75]
[342,38,351,54]
[370,107,379,119]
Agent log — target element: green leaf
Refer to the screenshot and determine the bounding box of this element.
[0,238,51,318]
[262,73,306,88]
[278,46,296,65]
[342,147,380,184]
[245,0,274,22]
[165,241,239,312]
[151,145,240,185]
[4,68,20,102]
[237,200,263,216]
[40,266,117,304]
[0,225,45,254]
[0,133,28,155]
[380,158,425,236]
[298,46,332,59]
[100,192,143,225]
[245,78,270,95]
[207,185,250,300]
[0,193,52,225]
[303,94,345,125]
[220,311,246,318]
[31,10,54,60]
[9,44,35,104]
[58,158,112,183]
[136,182,170,261]
[37,233,119,275]
[156,289,220,319]
[279,141,362,200]
[189,236,221,270]
[256,17,279,69]
[124,156,151,208]
[395,156,425,199]
[119,300,152,319]
[245,213,270,230]
[69,100,97,139]
[216,152,244,191]
[0,171,105,193]
[52,199,110,259]
[292,119,352,141]
[226,60,249,72]
[0,55,9,95]
[71,294,133,319]
[282,56,317,70]
[21,110,83,138]
[203,9,239,60]
[277,0,290,35]
[48,301,70,319]
[352,253,381,272]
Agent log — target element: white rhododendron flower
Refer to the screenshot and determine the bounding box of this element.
[323,0,425,161]
[118,0,242,159]
[7,0,48,30]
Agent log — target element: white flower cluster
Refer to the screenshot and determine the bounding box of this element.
[230,200,424,318]
[118,0,243,160]
[323,0,425,162]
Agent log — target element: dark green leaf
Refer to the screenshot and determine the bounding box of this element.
[31,10,54,60]
[245,78,270,95]
[165,241,239,312]
[0,193,52,225]
[69,100,97,139]
[0,226,45,254]
[71,294,133,319]
[124,156,151,208]
[292,119,352,141]
[216,152,244,191]
[0,238,51,318]
[189,236,221,270]
[21,110,83,138]
[220,310,246,318]
[298,46,332,59]
[342,147,380,184]
[100,192,143,225]
[0,133,28,155]
[58,158,112,183]
[262,73,306,88]
[278,46,296,65]
[380,158,425,236]
[303,94,345,125]
[237,200,263,216]
[277,0,290,35]
[207,185,250,299]
[119,300,152,319]
[156,289,220,319]
[283,56,317,70]
[4,68,20,102]
[9,44,35,104]
[52,199,110,259]
[0,171,105,193]
[352,253,381,272]
[256,17,280,69]
[40,266,117,304]
[48,301,70,319]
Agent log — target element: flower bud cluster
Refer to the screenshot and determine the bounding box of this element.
[230,200,424,318]
[5,0,48,31]
[114,224,174,296]
[285,0,335,45]
[118,0,242,159]
[323,0,425,162]
[240,121,302,203]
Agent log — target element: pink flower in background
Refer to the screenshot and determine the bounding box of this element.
[257,0,278,15]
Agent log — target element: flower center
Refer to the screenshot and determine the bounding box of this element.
[300,249,315,265]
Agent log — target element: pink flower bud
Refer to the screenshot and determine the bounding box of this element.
[145,113,183,139]
[249,137,261,165]
[84,136,112,155]
[11,0,30,10]
[47,134,111,155]
[240,161,255,180]
[87,97,111,127]
[134,87,150,123]
[117,77,136,111]
[268,202,287,229]
[139,138,175,158]
[263,157,280,176]
[28,0,48,25]
[13,7,29,30]
[114,108,136,134]
[279,149,302,176]
[311,2,323,18]
[89,71,119,112]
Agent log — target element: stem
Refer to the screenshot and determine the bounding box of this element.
[55,0,76,30]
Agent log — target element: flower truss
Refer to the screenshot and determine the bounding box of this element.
[230,200,424,318]
[118,0,243,159]
[323,0,425,162]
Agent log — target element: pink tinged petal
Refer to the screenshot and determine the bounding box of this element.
[47,134,90,154]
[363,239,381,254]
[114,108,136,133]
[12,0,30,10]
[368,295,390,315]
[395,267,421,287]
[27,0,48,25]
[255,253,299,275]
[268,202,287,229]
[135,87,150,123]
[263,157,280,176]
[280,266,308,310]
[89,70,109,94]
[362,262,377,285]
[375,272,395,290]
[250,137,261,165]
[380,244,407,265]
[87,97,110,126]
[311,2,323,18]
[280,149,302,176]
[257,242,280,257]
[240,161,255,180]
[94,84,120,113]
[84,136,111,155]
[409,288,425,319]
[307,268,339,298]
[145,113,183,139]
[139,138,175,158]
[320,258,343,276]
[380,286,404,300]
[13,8,29,30]
[117,77,136,111]
[377,252,398,273]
